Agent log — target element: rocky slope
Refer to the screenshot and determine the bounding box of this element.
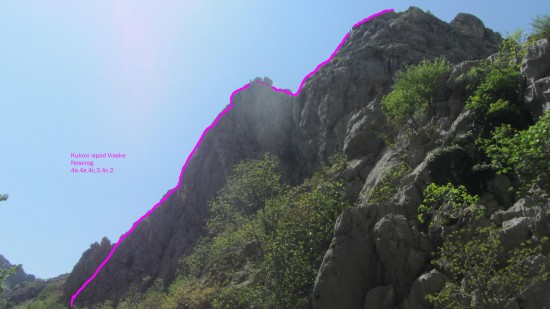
[0,254,66,308]
[59,7,550,308]
[0,254,35,290]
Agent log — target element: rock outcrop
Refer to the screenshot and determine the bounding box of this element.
[63,79,300,306]
[311,19,550,309]
[522,38,550,119]
[62,6,550,308]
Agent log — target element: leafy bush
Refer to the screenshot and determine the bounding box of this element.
[418,183,482,231]
[213,285,262,309]
[530,14,550,41]
[466,67,518,112]
[477,111,550,194]
[428,225,550,308]
[381,57,451,130]
[465,66,521,126]
[165,277,217,309]
[367,161,412,206]
[465,31,528,132]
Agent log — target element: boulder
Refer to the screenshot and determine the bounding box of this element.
[501,217,532,250]
[450,13,486,39]
[373,215,428,295]
[363,285,395,308]
[401,270,447,309]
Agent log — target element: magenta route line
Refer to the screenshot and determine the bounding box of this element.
[70,8,394,307]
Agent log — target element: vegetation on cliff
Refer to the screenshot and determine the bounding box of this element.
[172,153,350,308]
[382,57,451,131]
[378,20,550,307]
[63,154,350,309]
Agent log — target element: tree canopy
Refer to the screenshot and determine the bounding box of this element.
[530,14,550,41]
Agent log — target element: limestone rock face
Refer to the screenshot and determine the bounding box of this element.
[491,195,550,253]
[62,6,550,309]
[373,215,429,295]
[311,7,502,308]
[522,38,550,119]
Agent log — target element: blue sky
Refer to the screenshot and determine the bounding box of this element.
[0,1,548,279]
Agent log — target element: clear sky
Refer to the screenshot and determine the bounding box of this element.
[1,1,548,279]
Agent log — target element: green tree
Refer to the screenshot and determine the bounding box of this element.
[381,57,451,130]
[139,279,169,309]
[465,31,528,132]
[428,226,549,308]
[530,14,550,41]
[180,153,350,308]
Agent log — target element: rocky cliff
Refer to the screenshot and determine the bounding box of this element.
[62,7,550,308]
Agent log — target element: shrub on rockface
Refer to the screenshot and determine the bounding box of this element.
[367,161,412,206]
[477,111,550,195]
[418,183,482,233]
[466,67,521,123]
[465,31,529,133]
[530,14,550,41]
[382,57,451,131]
[428,225,550,309]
